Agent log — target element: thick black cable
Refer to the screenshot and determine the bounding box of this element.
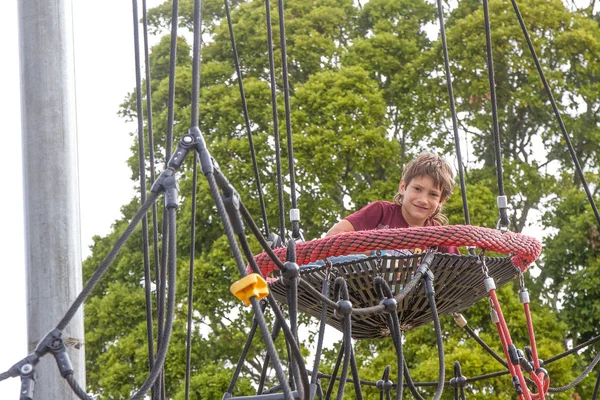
[227,302,266,394]
[311,278,331,385]
[239,202,286,271]
[435,0,471,226]
[374,277,403,400]
[223,0,270,237]
[544,334,600,364]
[325,339,345,399]
[184,159,198,400]
[284,241,303,394]
[509,0,600,228]
[240,232,309,399]
[164,0,179,163]
[482,0,509,228]
[132,2,156,395]
[333,278,352,400]
[423,275,445,400]
[379,365,391,400]
[184,0,203,397]
[275,0,299,239]
[463,324,508,367]
[190,0,203,126]
[141,6,162,386]
[548,350,600,393]
[56,193,158,331]
[402,361,425,400]
[592,367,600,399]
[349,348,364,400]
[353,270,424,318]
[205,169,294,399]
[156,210,169,400]
[256,315,281,395]
[256,296,295,400]
[130,206,178,400]
[66,373,93,400]
[265,0,286,241]
[156,1,180,397]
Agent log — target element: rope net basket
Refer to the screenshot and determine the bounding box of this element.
[256,225,542,339]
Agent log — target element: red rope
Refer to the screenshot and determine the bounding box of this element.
[524,302,549,399]
[489,288,532,400]
[254,225,542,278]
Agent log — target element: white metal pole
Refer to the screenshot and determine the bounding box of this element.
[18,0,86,398]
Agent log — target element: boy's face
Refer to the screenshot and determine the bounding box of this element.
[399,175,445,226]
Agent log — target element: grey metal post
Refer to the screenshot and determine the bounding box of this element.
[18,0,86,398]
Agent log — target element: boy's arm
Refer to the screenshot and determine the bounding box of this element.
[325,219,355,237]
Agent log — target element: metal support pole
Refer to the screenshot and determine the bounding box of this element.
[18,0,85,398]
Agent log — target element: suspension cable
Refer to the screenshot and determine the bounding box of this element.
[265,0,287,241]
[276,0,300,240]
[508,0,600,228]
[131,1,155,396]
[184,0,204,398]
[141,3,162,376]
[482,0,510,229]
[56,193,159,331]
[435,0,472,227]
[223,0,271,237]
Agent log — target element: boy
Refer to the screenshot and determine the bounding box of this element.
[326,152,459,255]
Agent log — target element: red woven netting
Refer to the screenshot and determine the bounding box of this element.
[254,225,542,279]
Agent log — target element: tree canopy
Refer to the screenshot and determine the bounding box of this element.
[82,0,600,398]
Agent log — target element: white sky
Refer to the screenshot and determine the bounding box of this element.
[0,0,161,397]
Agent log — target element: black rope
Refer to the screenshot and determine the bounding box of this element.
[130,206,178,400]
[156,210,169,400]
[66,373,93,400]
[592,366,600,400]
[544,334,600,364]
[509,0,600,228]
[275,0,300,239]
[374,277,403,400]
[482,0,509,228]
[206,167,294,399]
[184,159,198,400]
[422,268,445,400]
[311,277,330,385]
[240,232,310,399]
[463,324,508,368]
[256,315,282,395]
[184,0,203,397]
[132,2,156,397]
[56,193,158,331]
[239,202,286,272]
[435,0,471,227]
[223,0,271,237]
[349,348,364,400]
[226,302,266,395]
[324,338,344,399]
[265,0,286,241]
[403,361,425,400]
[547,350,600,393]
[141,7,162,391]
[333,278,352,400]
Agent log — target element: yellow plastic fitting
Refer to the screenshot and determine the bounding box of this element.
[230,273,269,306]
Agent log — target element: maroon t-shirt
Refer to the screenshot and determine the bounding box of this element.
[345,201,460,255]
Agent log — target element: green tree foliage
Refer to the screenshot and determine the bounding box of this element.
[82,0,600,398]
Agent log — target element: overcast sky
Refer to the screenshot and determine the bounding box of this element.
[0,1,160,397]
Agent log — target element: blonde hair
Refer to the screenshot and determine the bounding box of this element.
[393,152,455,225]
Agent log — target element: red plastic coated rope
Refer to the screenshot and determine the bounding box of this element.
[254,225,542,278]
[490,288,532,400]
